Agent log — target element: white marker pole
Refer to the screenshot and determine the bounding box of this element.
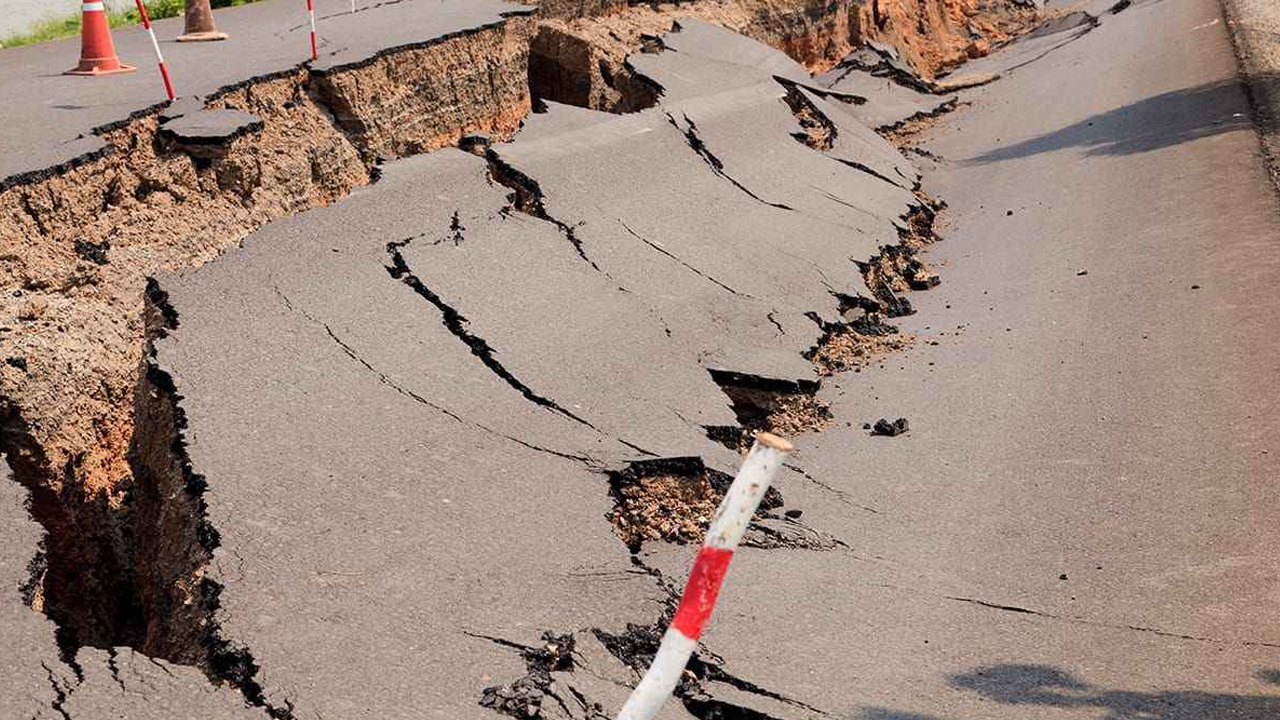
[134,0,175,100]
[305,0,317,60]
[616,432,793,720]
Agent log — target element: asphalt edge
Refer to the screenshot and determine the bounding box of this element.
[1220,0,1280,198]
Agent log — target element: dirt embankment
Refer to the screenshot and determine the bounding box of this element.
[865,0,1040,78]
[527,0,1038,112]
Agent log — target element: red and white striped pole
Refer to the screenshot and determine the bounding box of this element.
[305,0,318,60]
[616,433,794,720]
[134,0,175,100]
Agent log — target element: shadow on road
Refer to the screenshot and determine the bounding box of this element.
[858,663,1280,720]
[967,74,1277,163]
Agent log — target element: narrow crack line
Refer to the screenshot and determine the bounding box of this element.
[563,684,597,716]
[464,631,538,654]
[628,555,681,612]
[617,438,660,458]
[766,311,786,335]
[783,463,878,514]
[944,595,1280,648]
[617,220,746,296]
[146,655,176,678]
[701,664,830,715]
[431,210,466,246]
[664,112,794,211]
[384,240,599,431]
[271,283,595,466]
[818,188,885,221]
[107,648,129,695]
[827,155,908,188]
[987,21,1099,77]
[270,283,472,427]
[42,662,74,720]
[483,150,608,274]
[491,430,596,465]
[319,323,472,425]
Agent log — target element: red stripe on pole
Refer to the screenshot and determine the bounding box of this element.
[158,62,175,101]
[670,546,733,640]
[310,32,318,60]
[134,0,152,28]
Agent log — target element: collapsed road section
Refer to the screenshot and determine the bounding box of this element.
[1,6,965,714]
[127,24,934,713]
[1,0,1119,716]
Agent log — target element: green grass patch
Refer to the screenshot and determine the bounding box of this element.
[2,0,266,48]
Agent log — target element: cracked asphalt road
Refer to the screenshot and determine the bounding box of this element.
[4,0,1280,718]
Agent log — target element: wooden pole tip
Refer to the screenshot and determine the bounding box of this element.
[754,432,794,452]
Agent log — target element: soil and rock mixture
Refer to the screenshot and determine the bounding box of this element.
[808,320,913,375]
[606,459,785,550]
[527,0,1040,112]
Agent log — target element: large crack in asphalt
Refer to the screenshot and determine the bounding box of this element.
[665,112,796,211]
[474,620,831,720]
[270,281,596,465]
[484,149,607,274]
[385,237,600,431]
[618,220,747,297]
[132,281,300,720]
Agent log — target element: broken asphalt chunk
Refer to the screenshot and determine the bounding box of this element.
[871,417,910,436]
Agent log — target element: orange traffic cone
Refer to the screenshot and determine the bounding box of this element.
[177,0,229,42]
[65,1,135,76]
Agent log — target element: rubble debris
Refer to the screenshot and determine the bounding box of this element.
[478,633,577,719]
[705,371,831,452]
[529,19,664,113]
[478,622,825,720]
[847,198,944,319]
[605,457,784,551]
[781,85,837,151]
[877,97,959,144]
[805,315,911,376]
[871,417,910,436]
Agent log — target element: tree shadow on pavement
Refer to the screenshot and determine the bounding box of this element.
[858,664,1280,720]
[966,74,1278,164]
